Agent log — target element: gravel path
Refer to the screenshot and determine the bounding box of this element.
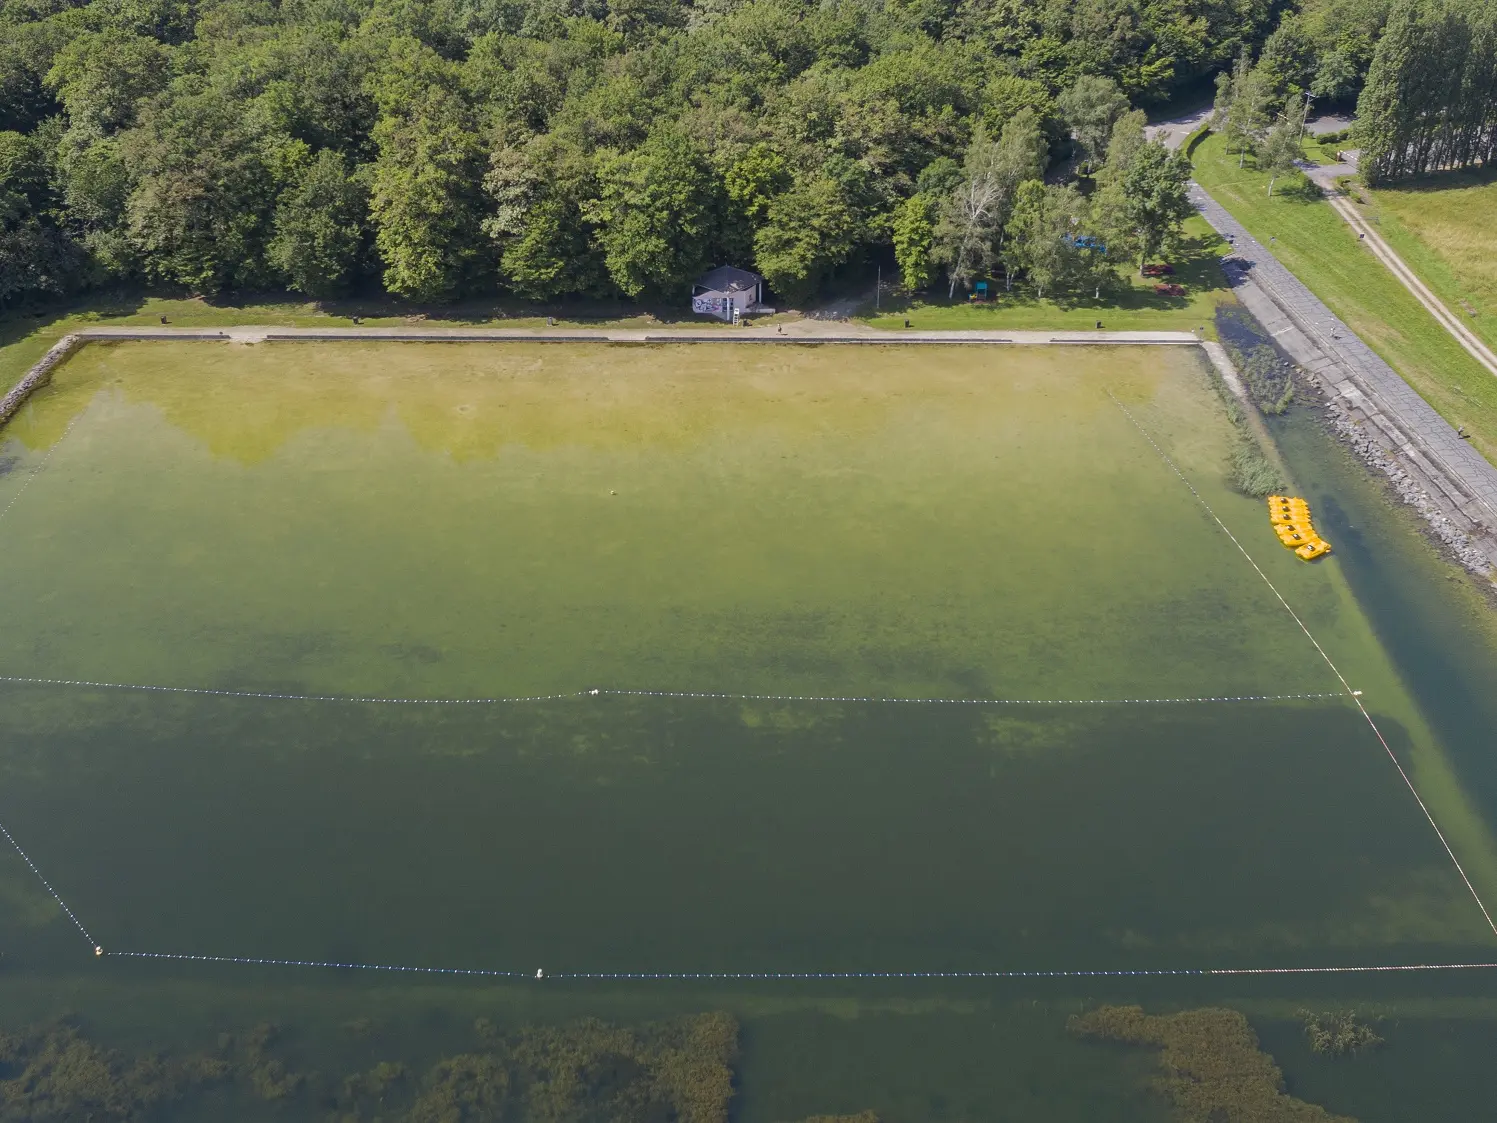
[1298,162,1497,378]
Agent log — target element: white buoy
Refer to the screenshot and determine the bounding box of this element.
[535,968,544,979]
[589,689,599,696]
[94,946,103,957]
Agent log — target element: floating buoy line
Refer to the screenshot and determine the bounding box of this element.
[5,804,1494,987]
[0,674,1349,709]
[101,951,1497,981]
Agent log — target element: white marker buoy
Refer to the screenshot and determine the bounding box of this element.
[95,946,103,956]
[536,968,544,979]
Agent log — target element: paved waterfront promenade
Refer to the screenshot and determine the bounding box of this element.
[69,325,1200,345]
[1190,184,1497,537]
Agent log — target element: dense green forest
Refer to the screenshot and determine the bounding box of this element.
[0,0,1474,309]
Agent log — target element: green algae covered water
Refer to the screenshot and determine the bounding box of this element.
[1,340,1497,1121]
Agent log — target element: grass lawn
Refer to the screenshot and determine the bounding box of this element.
[1354,166,1497,352]
[1191,131,1497,466]
[859,214,1235,335]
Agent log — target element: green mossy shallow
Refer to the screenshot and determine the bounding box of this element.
[3,341,1497,1121]
[0,340,1333,701]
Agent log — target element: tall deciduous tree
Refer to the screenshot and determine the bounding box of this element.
[1210,68,1233,130]
[0,129,84,306]
[1057,75,1130,174]
[122,82,282,292]
[1261,95,1310,196]
[932,107,1047,296]
[269,149,369,299]
[369,84,486,302]
[45,32,170,133]
[484,133,606,300]
[1115,140,1193,272]
[1221,53,1274,167]
[585,129,722,298]
[890,192,936,291]
[1002,179,1084,298]
[752,173,857,304]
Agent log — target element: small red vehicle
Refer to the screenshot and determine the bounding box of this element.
[1142,263,1176,276]
[1154,283,1187,296]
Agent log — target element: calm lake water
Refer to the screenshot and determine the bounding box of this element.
[1,342,1495,1121]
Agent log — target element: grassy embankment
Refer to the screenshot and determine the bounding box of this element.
[1356,166,1497,353]
[1191,131,1497,465]
[862,213,1235,334]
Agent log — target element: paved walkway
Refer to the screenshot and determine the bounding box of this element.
[1147,107,1212,150]
[1298,162,1497,378]
[1190,183,1497,528]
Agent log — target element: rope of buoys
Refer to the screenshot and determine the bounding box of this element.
[0,414,82,529]
[0,816,99,950]
[107,950,1497,981]
[0,675,1349,709]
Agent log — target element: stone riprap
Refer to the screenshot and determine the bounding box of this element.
[1190,184,1497,576]
[0,334,85,427]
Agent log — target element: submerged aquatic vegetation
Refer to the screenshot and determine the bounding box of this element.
[0,1018,228,1122]
[1197,329,1288,498]
[1298,1011,1385,1057]
[1234,344,1297,415]
[344,1012,740,1123]
[0,1012,746,1123]
[1230,441,1287,498]
[1070,1005,1355,1122]
[1218,306,1296,416]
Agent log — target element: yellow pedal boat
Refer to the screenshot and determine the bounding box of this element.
[1267,496,1330,560]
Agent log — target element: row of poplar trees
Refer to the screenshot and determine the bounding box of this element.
[1355,0,1497,182]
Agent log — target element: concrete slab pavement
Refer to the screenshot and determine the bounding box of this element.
[1190,182,1497,571]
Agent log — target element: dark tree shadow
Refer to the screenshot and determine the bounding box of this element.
[1276,177,1326,204]
[0,290,148,352]
[1385,163,1497,195]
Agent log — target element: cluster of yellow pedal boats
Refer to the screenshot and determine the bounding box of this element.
[1268,495,1331,560]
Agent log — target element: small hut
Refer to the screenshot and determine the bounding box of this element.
[691,266,771,321]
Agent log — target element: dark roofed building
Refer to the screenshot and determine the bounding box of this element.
[691,266,771,321]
